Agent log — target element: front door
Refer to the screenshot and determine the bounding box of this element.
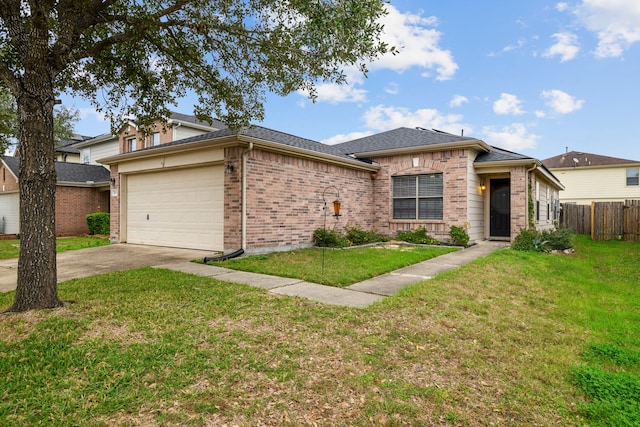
[490,178,511,238]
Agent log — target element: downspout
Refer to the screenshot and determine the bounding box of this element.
[526,163,538,229]
[241,142,254,249]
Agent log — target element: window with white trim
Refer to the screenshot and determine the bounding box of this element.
[627,167,639,186]
[392,174,443,220]
[150,132,160,147]
[127,137,136,152]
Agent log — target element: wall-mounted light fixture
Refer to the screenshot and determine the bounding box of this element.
[480,180,486,191]
[225,163,235,174]
[370,171,378,180]
[110,177,116,186]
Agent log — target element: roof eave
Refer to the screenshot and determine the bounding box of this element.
[56,181,110,188]
[350,139,490,158]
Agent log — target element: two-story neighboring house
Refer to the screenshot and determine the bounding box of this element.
[542,150,640,204]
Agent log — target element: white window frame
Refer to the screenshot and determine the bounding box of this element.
[626,167,639,186]
[392,174,444,220]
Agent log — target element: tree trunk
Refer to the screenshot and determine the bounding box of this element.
[9,92,61,312]
[8,20,61,311]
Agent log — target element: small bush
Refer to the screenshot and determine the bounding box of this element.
[312,228,349,248]
[512,226,575,252]
[344,225,389,246]
[449,225,470,247]
[396,227,440,245]
[86,212,110,235]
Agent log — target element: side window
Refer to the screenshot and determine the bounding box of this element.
[626,167,639,186]
[127,137,136,152]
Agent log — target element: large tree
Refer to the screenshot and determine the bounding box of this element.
[0,0,391,311]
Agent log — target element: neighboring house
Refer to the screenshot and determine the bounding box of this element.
[542,150,640,204]
[54,135,92,163]
[74,112,226,165]
[99,125,563,252]
[0,156,110,235]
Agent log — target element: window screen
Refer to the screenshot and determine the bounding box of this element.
[392,174,443,220]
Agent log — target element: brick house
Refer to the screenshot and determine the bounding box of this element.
[0,156,110,235]
[99,124,563,252]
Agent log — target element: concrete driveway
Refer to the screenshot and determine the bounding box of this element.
[0,244,214,293]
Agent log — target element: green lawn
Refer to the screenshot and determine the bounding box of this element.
[0,236,110,259]
[206,245,458,287]
[0,235,637,426]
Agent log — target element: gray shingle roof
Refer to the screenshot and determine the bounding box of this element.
[542,150,639,169]
[169,112,227,130]
[474,146,534,163]
[132,125,355,160]
[2,156,110,184]
[333,127,478,155]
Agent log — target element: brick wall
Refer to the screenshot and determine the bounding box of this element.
[243,149,374,249]
[119,121,175,153]
[370,149,472,241]
[55,186,110,236]
[510,166,528,237]
[224,147,243,248]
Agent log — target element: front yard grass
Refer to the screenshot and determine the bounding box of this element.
[206,244,458,287]
[0,235,638,425]
[0,236,110,259]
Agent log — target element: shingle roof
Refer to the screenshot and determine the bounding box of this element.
[474,146,534,163]
[55,135,91,154]
[333,127,479,155]
[132,125,355,160]
[541,150,640,169]
[169,112,227,130]
[2,156,110,184]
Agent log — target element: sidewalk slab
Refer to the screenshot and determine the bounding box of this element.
[270,282,384,307]
[347,272,429,296]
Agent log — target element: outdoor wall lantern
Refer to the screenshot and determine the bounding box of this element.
[370,171,378,180]
[110,177,116,186]
[332,199,342,217]
[225,163,235,174]
[480,179,486,191]
[321,185,342,274]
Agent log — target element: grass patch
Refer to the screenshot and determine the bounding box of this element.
[206,245,457,287]
[0,235,638,425]
[0,236,109,259]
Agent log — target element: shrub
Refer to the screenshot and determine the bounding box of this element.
[344,225,389,246]
[312,228,349,248]
[86,212,110,235]
[512,226,575,252]
[449,225,470,247]
[396,227,440,245]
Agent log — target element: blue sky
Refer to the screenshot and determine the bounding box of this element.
[64,0,640,162]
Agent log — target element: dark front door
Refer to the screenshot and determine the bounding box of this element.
[490,178,511,238]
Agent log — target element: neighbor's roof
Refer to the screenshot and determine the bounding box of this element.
[169,112,227,130]
[2,156,110,184]
[542,150,640,169]
[55,134,92,155]
[334,127,487,156]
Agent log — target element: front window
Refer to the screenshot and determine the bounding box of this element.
[393,174,443,220]
[627,167,639,186]
[150,132,160,147]
[127,137,136,152]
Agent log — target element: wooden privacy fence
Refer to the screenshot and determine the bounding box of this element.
[560,200,640,241]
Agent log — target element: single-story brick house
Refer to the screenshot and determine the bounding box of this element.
[99,125,563,252]
[0,156,110,235]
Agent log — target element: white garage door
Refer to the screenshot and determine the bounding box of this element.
[0,192,20,235]
[126,166,223,250]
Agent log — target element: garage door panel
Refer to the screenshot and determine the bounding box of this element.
[0,193,20,235]
[126,166,223,250]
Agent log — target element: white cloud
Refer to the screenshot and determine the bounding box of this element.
[572,0,640,58]
[449,95,469,108]
[322,131,374,145]
[78,107,107,122]
[543,32,580,61]
[374,5,459,81]
[503,38,526,53]
[535,110,547,118]
[384,82,399,95]
[482,123,540,151]
[541,89,585,114]
[493,93,525,116]
[362,105,471,135]
[556,2,569,12]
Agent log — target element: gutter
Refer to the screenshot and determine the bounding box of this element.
[241,142,254,250]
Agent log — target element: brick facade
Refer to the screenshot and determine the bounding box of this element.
[242,149,373,249]
[55,186,110,236]
[119,121,175,153]
[109,164,120,242]
[370,149,472,241]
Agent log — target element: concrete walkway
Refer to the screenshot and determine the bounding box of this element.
[155,241,509,308]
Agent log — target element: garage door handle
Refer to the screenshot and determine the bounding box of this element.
[147,214,149,220]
